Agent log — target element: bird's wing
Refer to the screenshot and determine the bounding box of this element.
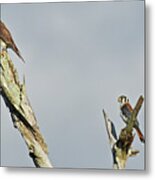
[0,20,24,62]
[0,21,12,45]
[121,103,133,118]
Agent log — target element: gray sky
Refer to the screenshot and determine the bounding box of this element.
[1,1,145,169]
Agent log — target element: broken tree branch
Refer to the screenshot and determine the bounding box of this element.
[0,50,53,168]
[103,96,144,169]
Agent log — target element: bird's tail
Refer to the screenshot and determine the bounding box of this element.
[12,43,25,63]
[135,125,145,143]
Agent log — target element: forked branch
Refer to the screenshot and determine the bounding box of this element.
[103,96,144,169]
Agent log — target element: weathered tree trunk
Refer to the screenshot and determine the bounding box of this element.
[0,50,53,168]
[103,96,144,169]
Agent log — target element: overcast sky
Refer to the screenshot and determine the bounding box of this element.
[1,0,145,169]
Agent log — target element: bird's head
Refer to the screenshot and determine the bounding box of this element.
[117,95,129,106]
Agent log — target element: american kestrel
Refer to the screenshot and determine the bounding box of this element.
[0,20,25,62]
[117,95,145,143]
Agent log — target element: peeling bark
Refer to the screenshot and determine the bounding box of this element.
[0,50,53,168]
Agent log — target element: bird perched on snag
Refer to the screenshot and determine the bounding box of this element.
[103,109,139,169]
[0,20,25,62]
[118,95,145,143]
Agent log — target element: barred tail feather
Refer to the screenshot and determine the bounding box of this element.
[12,43,25,63]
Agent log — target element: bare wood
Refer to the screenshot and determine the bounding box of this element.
[125,96,144,133]
[102,109,117,148]
[103,96,143,169]
[132,96,144,120]
[0,50,53,168]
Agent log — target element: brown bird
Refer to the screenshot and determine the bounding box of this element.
[0,20,25,62]
[118,95,145,143]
